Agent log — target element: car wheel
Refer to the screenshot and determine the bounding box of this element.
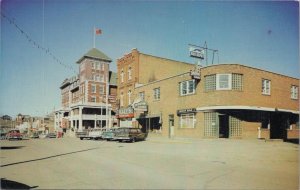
[131,137,136,143]
[80,137,83,140]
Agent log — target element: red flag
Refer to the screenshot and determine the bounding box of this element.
[95,28,102,35]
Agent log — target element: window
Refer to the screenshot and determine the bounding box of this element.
[262,79,271,95]
[92,62,95,69]
[120,70,124,83]
[91,96,96,102]
[216,74,232,90]
[99,85,104,95]
[101,63,105,71]
[128,90,132,105]
[91,84,96,93]
[100,75,104,82]
[204,75,216,92]
[232,74,243,91]
[139,92,145,101]
[291,85,298,99]
[96,75,100,82]
[96,62,100,70]
[153,88,160,100]
[180,113,195,128]
[120,92,124,107]
[128,67,132,80]
[180,80,195,96]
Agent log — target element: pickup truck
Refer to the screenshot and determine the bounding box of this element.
[76,130,89,140]
[88,128,106,140]
[114,127,147,143]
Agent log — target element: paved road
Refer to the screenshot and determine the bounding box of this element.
[0,137,298,189]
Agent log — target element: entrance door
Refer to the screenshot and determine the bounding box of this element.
[219,115,229,138]
[169,114,174,138]
[270,113,287,139]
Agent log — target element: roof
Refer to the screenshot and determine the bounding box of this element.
[109,71,117,86]
[76,48,112,63]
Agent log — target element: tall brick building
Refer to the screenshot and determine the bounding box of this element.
[117,49,299,140]
[55,48,117,134]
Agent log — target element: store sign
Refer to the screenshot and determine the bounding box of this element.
[189,47,205,59]
[117,107,134,118]
[133,101,148,112]
[177,108,197,115]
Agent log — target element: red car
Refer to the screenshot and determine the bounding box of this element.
[6,129,23,140]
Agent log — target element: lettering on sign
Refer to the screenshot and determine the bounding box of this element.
[177,108,197,115]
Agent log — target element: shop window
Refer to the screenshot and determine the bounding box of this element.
[180,113,195,128]
[291,85,298,100]
[204,75,216,92]
[216,74,232,90]
[232,74,243,91]
[262,79,271,95]
[180,80,195,96]
[153,88,160,100]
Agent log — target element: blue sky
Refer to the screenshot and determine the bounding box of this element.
[0,0,299,117]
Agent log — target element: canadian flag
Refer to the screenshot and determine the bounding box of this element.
[95,28,102,35]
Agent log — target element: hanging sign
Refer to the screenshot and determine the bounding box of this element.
[189,46,205,59]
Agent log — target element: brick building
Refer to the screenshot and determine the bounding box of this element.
[55,48,118,134]
[117,48,194,127]
[117,49,299,140]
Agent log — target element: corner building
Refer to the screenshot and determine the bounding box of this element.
[55,48,118,135]
[117,49,299,140]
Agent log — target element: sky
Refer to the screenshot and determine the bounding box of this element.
[0,0,299,117]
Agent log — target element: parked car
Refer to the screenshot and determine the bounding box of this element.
[114,127,147,143]
[102,128,119,141]
[0,129,7,140]
[30,133,39,139]
[88,128,106,140]
[6,129,23,140]
[46,133,57,138]
[76,130,89,140]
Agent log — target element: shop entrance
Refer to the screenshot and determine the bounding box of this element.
[270,113,287,139]
[219,114,229,138]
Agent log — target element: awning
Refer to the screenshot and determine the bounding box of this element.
[196,105,299,114]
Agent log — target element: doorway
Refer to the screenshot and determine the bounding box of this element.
[219,114,229,138]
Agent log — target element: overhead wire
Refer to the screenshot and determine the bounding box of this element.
[1,11,77,74]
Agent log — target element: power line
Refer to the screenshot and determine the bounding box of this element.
[1,11,77,74]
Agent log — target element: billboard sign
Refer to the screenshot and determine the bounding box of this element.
[189,46,205,59]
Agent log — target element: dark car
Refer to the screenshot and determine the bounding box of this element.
[114,127,147,143]
[6,129,23,140]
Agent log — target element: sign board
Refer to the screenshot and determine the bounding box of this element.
[189,46,205,59]
[177,108,197,115]
[133,101,148,112]
[117,106,134,118]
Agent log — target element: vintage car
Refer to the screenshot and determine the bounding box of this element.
[88,128,106,140]
[114,127,147,143]
[102,128,119,141]
[6,129,23,140]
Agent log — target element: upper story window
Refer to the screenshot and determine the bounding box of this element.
[120,70,124,83]
[99,85,104,95]
[139,92,145,101]
[216,74,232,90]
[262,79,271,95]
[180,80,195,96]
[92,62,95,69]
[101,63,105,71]
[91,84,96,93]
[95,75,100,82]
[96,62,100,70]
[232,74,243,91]
[120,92,124,107]
[91,96,96,102]
[100,75,104,82]
[153,88,160,100]
[204,75,216,92]
[128,67,132,80]
[291,85,298,100]
[128,90,132,105]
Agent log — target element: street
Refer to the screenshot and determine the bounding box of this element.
[0,137,299,189]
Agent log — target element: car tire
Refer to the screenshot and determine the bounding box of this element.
[80,137,83,140]
[131,137,136,143]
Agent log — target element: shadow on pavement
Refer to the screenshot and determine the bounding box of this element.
[1,178,38,189]
[0,147,100,168]
[284,139,299,145]
[0,146,25,150]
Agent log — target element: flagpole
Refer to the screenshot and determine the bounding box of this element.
[93,26,95,48]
